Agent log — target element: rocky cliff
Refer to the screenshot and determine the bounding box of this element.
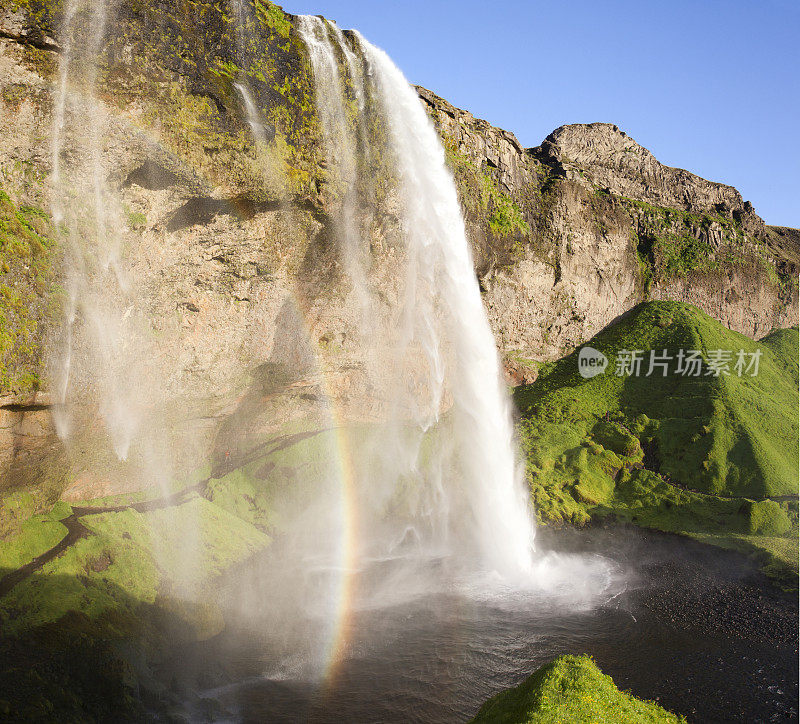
[0,0,796,505]
[418,88,797,377]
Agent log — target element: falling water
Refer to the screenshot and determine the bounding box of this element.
[31,2,620,708]
[362,36,536,578]
[47,0,192,553]
[45,0,207,605]
[297,18,535,579]
[49,0,140,461]
[235,82,270,148]
[297,16,376,347]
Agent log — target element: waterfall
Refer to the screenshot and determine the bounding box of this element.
[48,0,176,496]
[360,36,535,579]
[235,82,269,148]
[49,0,141,460]
[297,16,376,350]
[297,18,535,579]
[46,0,203,598]
[47,5,534,579]
[18,0,623,699]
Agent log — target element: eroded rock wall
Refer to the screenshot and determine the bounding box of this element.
[419,88,797,367]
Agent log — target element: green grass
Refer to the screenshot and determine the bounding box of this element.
[207,422,428,533]
[515,301,799,584]
[0,489,67,541]
[0,466,278,718]
[0,494,270,638]
[0,509,68,572]
[517,301,798,498]
[471,655,684,723]
[0,425,344,640]
[0,425,340,639]
[208,426,341,532]
[0,519,160,637]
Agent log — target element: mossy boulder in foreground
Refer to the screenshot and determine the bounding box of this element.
[471,654,684,723]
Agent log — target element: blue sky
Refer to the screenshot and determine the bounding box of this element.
[281,0,799,227]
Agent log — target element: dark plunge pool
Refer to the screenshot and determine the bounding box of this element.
[172,527,798,723]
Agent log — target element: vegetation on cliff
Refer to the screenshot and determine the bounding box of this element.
[0,186,57,394]
[112,0,320,198]
[442,136,532,269]
[591,189,794,296]
[515,300,799,585]
[471,654,684,723]
[0,2,795,721]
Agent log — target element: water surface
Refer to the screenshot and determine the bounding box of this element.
[178,528,798,723]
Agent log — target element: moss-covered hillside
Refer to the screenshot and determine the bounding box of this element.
[0,470,269,717]
[0,421,371,718]
[471,654,684,723]
[515,300,799,585]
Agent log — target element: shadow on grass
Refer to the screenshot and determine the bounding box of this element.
[0,571,202,722]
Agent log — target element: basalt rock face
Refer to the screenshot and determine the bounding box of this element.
[0,0,796,503]
[539,123,760,227]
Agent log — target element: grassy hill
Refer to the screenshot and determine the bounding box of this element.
[515,301,799,585]
[471,655,684,723]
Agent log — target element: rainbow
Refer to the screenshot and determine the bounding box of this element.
[116,110,363,684]
[269,294,361,688]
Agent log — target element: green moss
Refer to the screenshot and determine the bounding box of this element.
[0,489,40,535]
[516,301,799,585]
[517,301,798,498]
[0,494,270,637]
[2,0,64,36]
[95,0,320,199]
[123,205,147,230]
[591,419,641,458]
[482,175,530,238]
[254,0,292,38]
[471,654,684,723]
[84,497,269,592]
[0,520,159,637]
[208,427,345,533]
[0,424,360,639]
[591,190,779,284]
[442,138,484,211]
[440,138,531,271]
[0,186,58,393]
[740,499,792,536]
[0,511,68,572]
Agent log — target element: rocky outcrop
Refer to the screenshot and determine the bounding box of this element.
[0,392,56,472]
[417,86,535,197]
[537,123,762,229]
